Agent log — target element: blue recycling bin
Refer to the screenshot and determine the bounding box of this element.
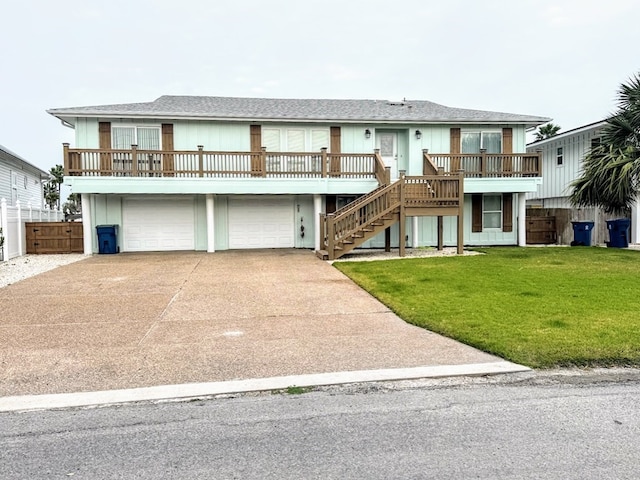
[571,221,594,246]
[606,219,631,248]
[96,225,118,254]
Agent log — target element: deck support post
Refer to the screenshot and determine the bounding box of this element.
[399,172,406,257]
[437,216,444,251]
[457,170,464,255]
[81,193,93,255]
[313,194,322,251]
[517,193,526,247]
[206,194,215,252]
[320,148,328,178]
[198,145,204,177]
[327,213,335,260]
[384,228,391,252]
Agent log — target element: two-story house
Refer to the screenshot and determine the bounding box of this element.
[47,96,549,258]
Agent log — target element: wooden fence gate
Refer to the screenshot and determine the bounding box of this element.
[526,216,557,244]
[25,222,84,254]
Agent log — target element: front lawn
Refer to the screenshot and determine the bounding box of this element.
[334,247,640,368]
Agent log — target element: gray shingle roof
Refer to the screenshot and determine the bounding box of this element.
[48,95,550,125]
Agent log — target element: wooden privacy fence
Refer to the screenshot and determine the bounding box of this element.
[1,198,65,260]
[25,222,84,254]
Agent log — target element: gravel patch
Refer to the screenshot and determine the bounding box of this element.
[330,247,481,263]
[0,254,87,289]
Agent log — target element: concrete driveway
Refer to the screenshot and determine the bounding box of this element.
[0,249,503,397]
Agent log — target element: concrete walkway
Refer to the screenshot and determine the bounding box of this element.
[0,250,525,408]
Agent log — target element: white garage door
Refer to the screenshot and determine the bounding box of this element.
[228,197,294,249]
[122,197,195,252]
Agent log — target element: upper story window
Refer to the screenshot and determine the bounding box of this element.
[461,131,502,154]
[112,126,161,150]
[556,147,564,166]
[262,128,329,152]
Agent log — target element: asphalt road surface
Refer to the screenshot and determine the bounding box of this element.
[1,373,639,479]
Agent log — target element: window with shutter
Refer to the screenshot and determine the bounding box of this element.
[262,129,281,151]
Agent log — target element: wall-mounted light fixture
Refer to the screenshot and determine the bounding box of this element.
[365,129,371,139]
[415,129,422,139]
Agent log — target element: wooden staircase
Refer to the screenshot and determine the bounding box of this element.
[318,172,464,260]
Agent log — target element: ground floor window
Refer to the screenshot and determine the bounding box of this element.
[483,194,502,229]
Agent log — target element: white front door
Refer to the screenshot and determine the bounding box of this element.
[376,132,398,179]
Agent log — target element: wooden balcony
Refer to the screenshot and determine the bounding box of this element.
[423,149,542,178]
[63,144,389,185]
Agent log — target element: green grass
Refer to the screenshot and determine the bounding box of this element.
[334,247,640,368]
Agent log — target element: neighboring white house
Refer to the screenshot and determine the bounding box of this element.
[0,144,48,207]
[0,144,56,260]
[526,121,638,245]
[48,95,550,257]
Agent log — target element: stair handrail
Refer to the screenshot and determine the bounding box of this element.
[422,149,440,176]
[325,179,403,252]
[373,149,390,185]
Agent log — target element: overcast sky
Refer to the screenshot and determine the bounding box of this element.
[2,0,639,177]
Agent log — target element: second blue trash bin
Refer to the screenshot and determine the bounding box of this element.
[571,221,594,246]
[96,225,119,254]
[606,219,631,248]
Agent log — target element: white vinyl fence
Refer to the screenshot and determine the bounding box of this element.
[0,198,63,261]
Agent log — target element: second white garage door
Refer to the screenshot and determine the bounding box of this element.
[122,197,195,252]
[228,196,295,249]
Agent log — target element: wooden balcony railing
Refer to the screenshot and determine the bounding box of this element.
[423,149,542,178]
[62,144,389,184]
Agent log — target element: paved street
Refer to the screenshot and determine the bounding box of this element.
[2,373,639,479]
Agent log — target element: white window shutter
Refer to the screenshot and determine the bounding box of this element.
[287,129,305,151]
[263,128,281,151]
[311,129,329,151]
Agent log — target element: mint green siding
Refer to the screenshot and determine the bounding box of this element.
[416,194,517,246]
[194,195,207,250]
[88,194,123,252]
[174,122,250,151]
[214,196,229,250]
[74,118,100,148]
[340,125,375,153]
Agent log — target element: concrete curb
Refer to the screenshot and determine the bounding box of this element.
[0,361,530,413]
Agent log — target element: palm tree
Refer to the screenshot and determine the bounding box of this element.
[49,164,64,209]
[44,182,59,209]
[570,73,640,214]
[534,123,561,141]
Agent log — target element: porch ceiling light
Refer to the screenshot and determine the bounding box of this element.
[365,129,371,139]
[415,129,422,139]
